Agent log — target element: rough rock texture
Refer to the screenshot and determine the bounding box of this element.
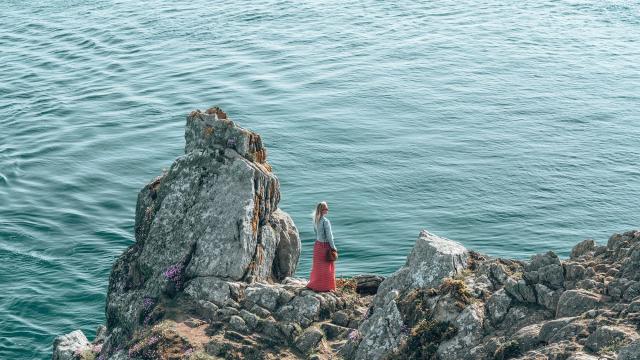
[52,108,640,360]
[352,231,469,359]
[345,230,640,360]
[52,330,90,360]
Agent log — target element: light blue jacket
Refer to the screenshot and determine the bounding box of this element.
[314,216,337,250]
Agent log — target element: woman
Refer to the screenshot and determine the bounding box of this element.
[306,201,337,292]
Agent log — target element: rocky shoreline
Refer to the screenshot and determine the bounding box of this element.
[53,109,640,360]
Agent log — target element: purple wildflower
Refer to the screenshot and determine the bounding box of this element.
[146,335,160,346]
[348,329,361,341]
[91,343,103,353]
[143,297,156,312]
[128,341,144,357]
[184,348,194,356]
[400,324,410,335]
[97,355,106,360]
[163,263,184,288]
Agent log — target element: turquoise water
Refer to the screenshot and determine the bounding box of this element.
[1,0,639,358]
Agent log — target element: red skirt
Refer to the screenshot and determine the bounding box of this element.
[307,241,336,292]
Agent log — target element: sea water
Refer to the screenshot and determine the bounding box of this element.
[1,1,639,358]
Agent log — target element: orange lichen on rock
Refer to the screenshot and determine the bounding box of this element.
[251,193,261,234]
[205,106,227,119]
[203,126,214,138]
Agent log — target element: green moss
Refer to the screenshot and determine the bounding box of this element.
[389,319,457,360]
[79,350,96,360]
[439,278,474,306]
[494,340,521,360]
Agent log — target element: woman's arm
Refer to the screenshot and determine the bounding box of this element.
[323,218,337,250]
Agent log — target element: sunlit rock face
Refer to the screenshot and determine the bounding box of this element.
[103,108,301,351]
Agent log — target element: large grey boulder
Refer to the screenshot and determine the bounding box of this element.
[374,230,468,308]
[556,290,601,317]
[102,109,300,350]
[354,230,469,360]
[52,330,90,360]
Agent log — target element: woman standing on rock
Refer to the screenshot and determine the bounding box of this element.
[307,201,337,292]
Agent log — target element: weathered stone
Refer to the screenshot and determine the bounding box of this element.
[564,263,588,281]
[321,323,349,340]
[103,110,301,348]
[229,315,248,333]
[352,274,385,295]
[623,281,640,302]
[354,290,403,360]
[52,330,90,360]
[184,277,230,306]
[276,294,321,327]
[512,324,543,353]
[607,278,634,300]
[294,327,324,355]
[618,339,640,360]
[556,290,601,318]
[245,283,281,311]
[539,317,576,343]
[584,325,639,352]
[535,283,562,311]
[436,302,485,359]
[571,239,596,259]
[486,288,512,324]
[238,309,258,330]
[332,310,350,327]
[373,230,468,308]
[527,251,561,272]
[499,305,553,332]
[505,278,536,303]
[538,264,565,290]
[194,300,219,321]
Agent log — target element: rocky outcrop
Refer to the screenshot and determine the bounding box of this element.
[342,230,640,360]
[53,108,640,360]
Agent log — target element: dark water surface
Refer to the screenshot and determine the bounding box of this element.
[1,0,639,358]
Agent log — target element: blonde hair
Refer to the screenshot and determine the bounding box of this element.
[312,201,328,231]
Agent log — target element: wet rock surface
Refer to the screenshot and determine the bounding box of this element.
[53,109,640,359]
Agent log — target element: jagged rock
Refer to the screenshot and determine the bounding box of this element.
[245,283,281,311]
[623,282,640,302]
[294,327,324,355]
[584,325,639,352]
[321,323,350,340]
[352,274,385,295]
[505,278,537,303]
[102,110,301,349]
[499,305,553,332]
[486,288,512,324]
[184,277,231,306]
[229,315,248,333]
[525,251,565,290]
[556,290,601,317]
[276,293,321,327]
[539,317,576,343]
[566,353,600,360]
[374,230,468,308]
[571,239,596,259]
[52,330,90,360]
[517,340,581,360]
[512,324,543,353]
[535,283,562,311]
[606,278,634,300]
[332,310,350,327]
[354,290,403,360]
[436,302,485,359]
[618,339,640,360]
